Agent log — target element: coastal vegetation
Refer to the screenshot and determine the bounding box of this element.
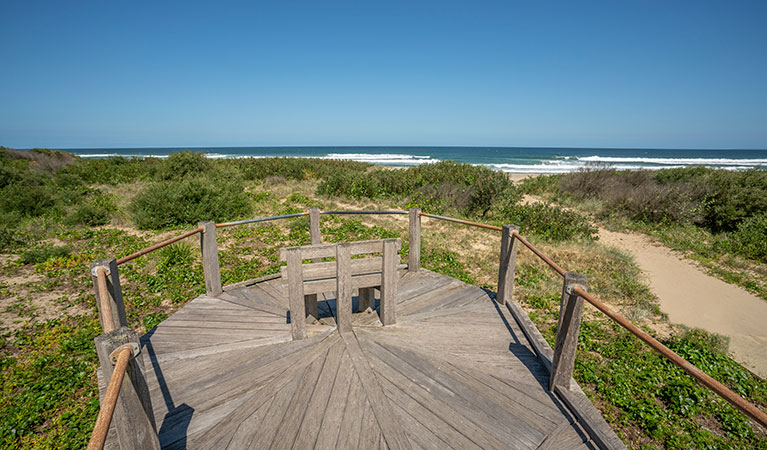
[521,165,767,299]
[1,148,766,448]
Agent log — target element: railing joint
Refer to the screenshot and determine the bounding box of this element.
[565,283,587,295]
[91,265,110,277]
[109,342,140,364]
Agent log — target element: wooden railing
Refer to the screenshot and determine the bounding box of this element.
[430,214,767,430]
[86,207,767,449]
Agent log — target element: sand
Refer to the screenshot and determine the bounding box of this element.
[599,228,767,379]
[507,173,540,183]
[515,175,767,378]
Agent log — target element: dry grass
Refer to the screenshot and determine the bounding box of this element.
[2,148,77,172]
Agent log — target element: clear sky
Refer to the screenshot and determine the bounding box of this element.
[1,0,766,149]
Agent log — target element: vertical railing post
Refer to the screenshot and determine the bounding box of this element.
[305,207,321,320]
[94,327,160,450]
[286,248,307,340]
[380,238,400,326]
[549,272,587,391]
[336,243,352,332]
[90,258,127,331]
[199,221,223,297]
[408,208,421,272]
[496,225,519,305]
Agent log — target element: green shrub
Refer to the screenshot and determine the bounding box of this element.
[0,156,25,189]
[518,174,562,195]
[654,166,712,184]
[236,157,370,181]
[731,212,767,262]
[506,203,597,241]
[19,246,71,264]
[62,156,160,185]
[0,179,54,217]
[51,173,92,205]
[317,172,378,198]
[406,183,455,214]
[700,169,767,232]
[130,175,252,229]
[406,162,514,216]
[157,243,196,267]
[65,193,116,226]
[651,167,767,231]
[156,151,212,180]
[0,226,27,252]
[318,161,516,217]
[560,168,708,224]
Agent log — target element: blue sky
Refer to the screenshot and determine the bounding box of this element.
[1,1,766,149]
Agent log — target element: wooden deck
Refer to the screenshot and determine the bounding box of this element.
[101,269,625,449]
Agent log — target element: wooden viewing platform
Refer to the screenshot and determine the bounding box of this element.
[100,268,624,449]
[87,208,767,449]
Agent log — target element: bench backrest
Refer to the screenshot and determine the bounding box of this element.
[280,238,401,339]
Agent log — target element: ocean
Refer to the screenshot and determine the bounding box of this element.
[64,147,767,174]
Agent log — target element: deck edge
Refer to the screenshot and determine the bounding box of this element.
[504,299,627,450]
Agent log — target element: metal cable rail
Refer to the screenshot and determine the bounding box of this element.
[322,209,408,215]
[216,212,309,228]
[115,210,409,265]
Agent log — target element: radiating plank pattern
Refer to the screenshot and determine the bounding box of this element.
[101,269,623,449]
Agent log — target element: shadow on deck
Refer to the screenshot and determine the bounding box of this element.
[100,269,623,449]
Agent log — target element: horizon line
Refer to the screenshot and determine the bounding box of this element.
[21,144,767,152]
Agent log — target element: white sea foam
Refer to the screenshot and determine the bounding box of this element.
[578,156,767,166]
[77,153,170,158]
[320,153,439,165]
[486,163,694,174]
[72,150,767,173]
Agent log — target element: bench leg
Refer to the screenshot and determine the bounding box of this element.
[336,244,353,333]
[358,287,375,312]
[380,239,398,326]
[304,294,319,322]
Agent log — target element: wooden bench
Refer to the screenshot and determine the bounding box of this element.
[279,238,402,339]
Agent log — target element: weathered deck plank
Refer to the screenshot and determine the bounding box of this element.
[102,269,624,449]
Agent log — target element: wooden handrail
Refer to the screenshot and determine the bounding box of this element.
[416,212,767,429]
[116,227,203,265]
[87,346,132,450]
[419,212,503,231]
[95,267,115,333]
[90,208,767,435]
[117,210,492,267]
[572,286,767,429]
[510,230,566,276]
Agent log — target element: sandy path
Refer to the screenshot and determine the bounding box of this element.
[599,228,767,379]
